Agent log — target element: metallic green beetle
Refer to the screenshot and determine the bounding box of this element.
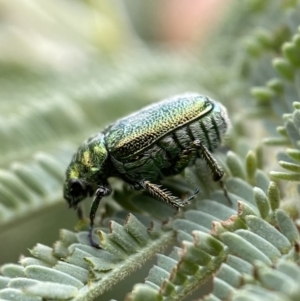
[63,93,230,248]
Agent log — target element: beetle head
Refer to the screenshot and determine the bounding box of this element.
[63,133,111,208]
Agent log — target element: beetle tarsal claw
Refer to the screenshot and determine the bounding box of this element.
[181,188,200,204]
[88,226,101,249]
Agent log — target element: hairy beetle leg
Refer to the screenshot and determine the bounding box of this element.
[193,140,232,205]
[219,180,232,206]
[193,140,224,181]
[140,180,197,210]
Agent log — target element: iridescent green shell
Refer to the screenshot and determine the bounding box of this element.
[105,94,214,159]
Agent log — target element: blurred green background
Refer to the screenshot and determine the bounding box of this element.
[3,0,297,300]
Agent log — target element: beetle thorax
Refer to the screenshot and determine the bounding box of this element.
[69,133,110,185]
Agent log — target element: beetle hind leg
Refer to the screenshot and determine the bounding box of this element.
[139,180,199,210]
[193,139,232,205]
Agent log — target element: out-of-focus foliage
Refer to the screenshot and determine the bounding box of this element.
[0,0,300,301]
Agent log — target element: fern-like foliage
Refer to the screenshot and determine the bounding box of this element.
[1,0,300,301]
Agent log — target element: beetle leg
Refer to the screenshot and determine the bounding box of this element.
[89,194,102,249]
[193,140,232,205]
[193,140,224,181]
[139,180,199,210]
[88,187,111,249]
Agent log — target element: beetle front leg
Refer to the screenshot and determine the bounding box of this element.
[88,187,111,249]
[139,180,199,210]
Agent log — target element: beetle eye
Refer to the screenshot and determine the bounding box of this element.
[70,179,85,197]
